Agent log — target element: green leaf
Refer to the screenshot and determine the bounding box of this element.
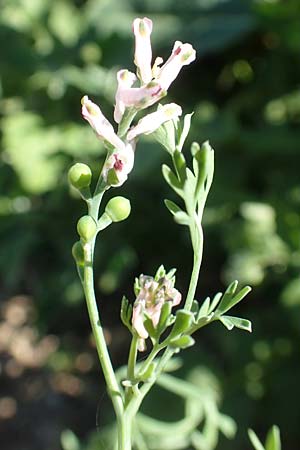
[191,300,199,315]
[162,164,183,197]
[221,315,252,332]
[120,296,132,330]
[173,211,190,226]
[164,199,184,216]
[177,112,194,151]
[216,282,252,315]
[219,316,235,331]
[208,292,223,313]
[184,168,197,214]
[194,143,209,197]
[198,297,210,317]
[194,141,215,206]
[248,429,266,450]
[155,265,166,280]
[265,426,281,450]
[173,149,187,183]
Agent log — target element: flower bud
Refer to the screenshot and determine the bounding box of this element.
[105,196,131,222]
[77,215,97,241]
[68,163,92,189]
[170,335,195,349]
[168,310,193,340]
[72,241,85,265]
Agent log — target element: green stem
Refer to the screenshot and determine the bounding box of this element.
[117,414,132,450]
[126,347,175,421]
[136,342,162,378]
[127,335,138,381]
[184,223,203,311]
[83,243,124,420]
[82,176,127,445]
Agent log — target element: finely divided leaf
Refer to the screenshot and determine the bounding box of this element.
[162,164,183,197]
[265,426,281,450]
[208,292,223,313]
[164,199,184,215]
[216,284,252,315]
[248,429,265,450]
[222,315,252,332]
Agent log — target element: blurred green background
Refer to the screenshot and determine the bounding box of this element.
[1,0,300,449]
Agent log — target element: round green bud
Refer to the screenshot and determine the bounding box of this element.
[68,163,92,189]
[77,215,97,241]
[72,241,84,265]
[105,196,131,222]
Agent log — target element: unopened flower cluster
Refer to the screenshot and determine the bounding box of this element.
[132,273,182,350]
[81,17,196,186]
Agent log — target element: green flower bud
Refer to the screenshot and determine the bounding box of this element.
[68,163,92,189]
[170,335,195,349]
[105,196,131,222]
[168,310,194,340]
[72,241,85,265]
[77,215,97,241]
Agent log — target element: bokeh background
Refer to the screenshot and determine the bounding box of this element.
[1,0,300,449]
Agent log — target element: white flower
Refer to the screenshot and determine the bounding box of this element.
[81,95,125,151]
[155,41,196,91]
[133,17,153,85]
[114,70,137,124]
[127,103,182,141]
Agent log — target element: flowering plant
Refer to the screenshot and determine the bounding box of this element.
[68,16,254,450]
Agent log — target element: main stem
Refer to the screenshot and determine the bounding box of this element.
[81,178,133,450]
[83,242,124,417]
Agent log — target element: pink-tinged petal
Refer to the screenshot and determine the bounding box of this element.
[171,289,182,307]
[127,103,182,141]
[155,41,196,91]
[81,96,125,151]
[133,17,153,84]
[117,82,163,111]
[150,301,164,327]
[114,70,137,124]
[132,301,148,339]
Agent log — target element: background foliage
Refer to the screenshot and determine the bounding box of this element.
[0,0,300,449]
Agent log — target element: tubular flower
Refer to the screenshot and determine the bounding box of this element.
[133,17,153,85]
[81,96,125,151]
[114,70,137,124]
[155,41,196,91]
[127,103,182,141]
[102,142,135,187]
[132,275,182,350]
[115,82,164,118]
